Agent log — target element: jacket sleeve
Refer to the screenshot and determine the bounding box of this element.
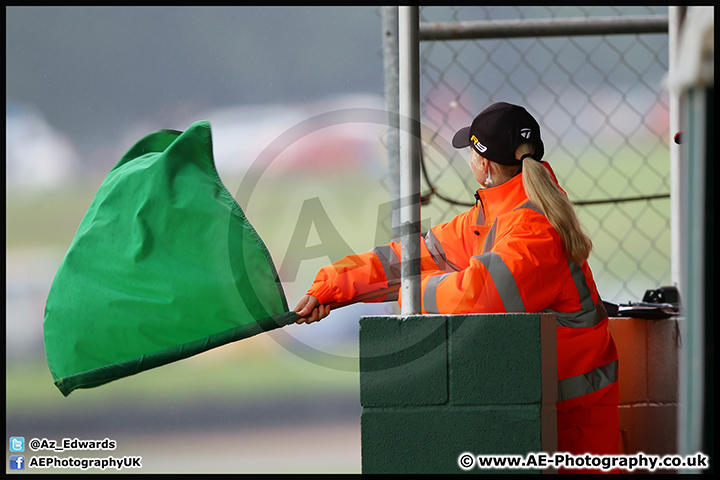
[306,212,473,305]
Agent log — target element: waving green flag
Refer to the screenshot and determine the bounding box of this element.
[43,120,297,396]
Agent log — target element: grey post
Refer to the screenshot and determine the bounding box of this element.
[381,7,401,242]
[398,6,421,315]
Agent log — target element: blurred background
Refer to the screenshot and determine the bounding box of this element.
[6,6,672,474]
[6,6,391,474]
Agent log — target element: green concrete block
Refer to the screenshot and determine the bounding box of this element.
[448,314,557,405]
[361,405,546,474]
[359,315,447,406]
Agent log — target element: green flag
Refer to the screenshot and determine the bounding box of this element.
[43,120,297,396]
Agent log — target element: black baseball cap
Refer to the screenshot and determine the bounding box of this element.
[452,102,544,166]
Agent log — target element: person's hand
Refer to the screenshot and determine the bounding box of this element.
[293,295,332,324]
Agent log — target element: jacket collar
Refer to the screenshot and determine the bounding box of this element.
[473,162,560,225]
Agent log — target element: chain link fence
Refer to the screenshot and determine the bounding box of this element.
[380,6,671,304]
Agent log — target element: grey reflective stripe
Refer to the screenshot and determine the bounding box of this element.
[558,359,618,402]
[515,200,544,216]
[483,201,542,253]
[384,290,399,302]
[569,261,595,312]
[424,272,453,314]
[424,230,461,272]
[473,252,526,312]
[371,245,401,284]
[476,203,485,225]
[545,301,608,328]
[483,220,497,252]
[543,261,606,328]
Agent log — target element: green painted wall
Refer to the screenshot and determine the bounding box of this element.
[359,313,557,474]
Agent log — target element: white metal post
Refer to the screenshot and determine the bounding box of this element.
[668,5,714,469]
[398,6,421,315]
[381,7,401,242]
[668,6,684,287]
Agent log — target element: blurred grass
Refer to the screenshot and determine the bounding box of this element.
[5,169,391,251]
[6,182,103,249]
[6,339,361,416]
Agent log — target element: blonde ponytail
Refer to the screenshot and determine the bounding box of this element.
[517,144,593,265]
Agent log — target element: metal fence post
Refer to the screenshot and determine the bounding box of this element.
[381,7,401,242]
[398,6,421,315]
[668,6,686,287]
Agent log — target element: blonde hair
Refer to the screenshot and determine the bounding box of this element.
[516,143,593,265]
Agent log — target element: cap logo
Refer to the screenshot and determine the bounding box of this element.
[470,135,487,153]
[520,128,532,139]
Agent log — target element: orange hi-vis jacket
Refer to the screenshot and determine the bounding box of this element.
[306,162,619,460]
